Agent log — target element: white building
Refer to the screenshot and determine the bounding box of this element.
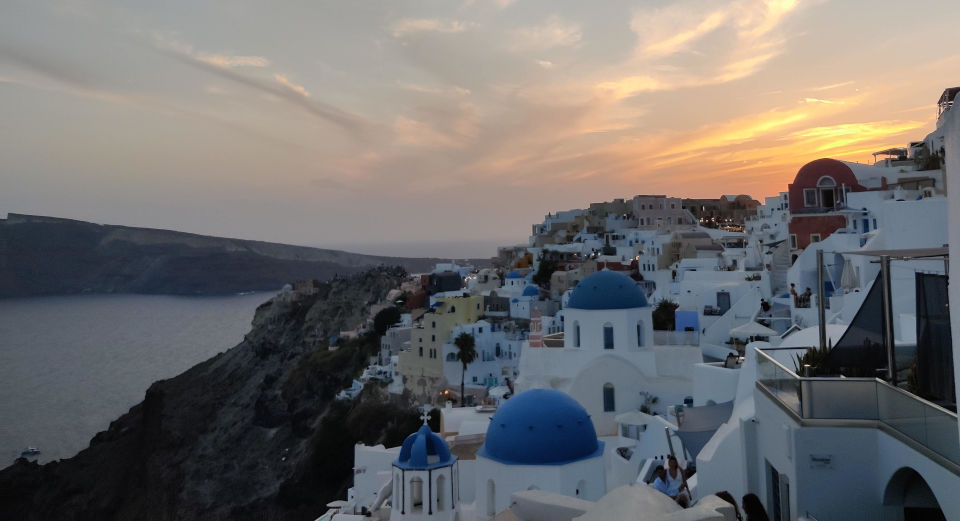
[442,320,523,392]
[516,270,702,436]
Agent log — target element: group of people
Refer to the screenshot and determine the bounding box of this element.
[648,455,770,520]
[790,283,813,308]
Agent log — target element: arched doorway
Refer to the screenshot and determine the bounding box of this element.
[883,467,946,521]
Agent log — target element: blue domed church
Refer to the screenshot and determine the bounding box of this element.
[474,389,606,516]
[515,270,702,435]
[391,424,459,521]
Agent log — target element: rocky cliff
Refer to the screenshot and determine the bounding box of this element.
[0,214,482,297]
[0,268,423,521]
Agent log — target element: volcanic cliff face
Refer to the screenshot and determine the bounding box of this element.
[0,214,480,297]
[0,268,423,521]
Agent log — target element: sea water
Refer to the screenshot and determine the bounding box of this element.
[0,293,269,466]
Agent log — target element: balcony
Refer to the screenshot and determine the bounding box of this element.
[756,348,959,467]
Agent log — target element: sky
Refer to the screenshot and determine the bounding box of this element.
[1,0,958,257]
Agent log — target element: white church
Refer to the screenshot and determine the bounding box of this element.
[516,270,702,436]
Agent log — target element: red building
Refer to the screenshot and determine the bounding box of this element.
[787,158,869,250]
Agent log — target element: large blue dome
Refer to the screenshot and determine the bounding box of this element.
[394,425,456,470]
[479,389,602,465]
[505,270,524,279]
[567,270,647,310]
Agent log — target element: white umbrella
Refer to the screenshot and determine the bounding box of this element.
[840,258,858,290]
[729,320,777,338]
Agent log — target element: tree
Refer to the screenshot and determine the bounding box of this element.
[532,253,559,288]
[373,307,402,337]
[652,300,679,331]
[454,332,477,406]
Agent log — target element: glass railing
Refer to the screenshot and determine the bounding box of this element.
[755,349,802,416]
[755,348,959,466]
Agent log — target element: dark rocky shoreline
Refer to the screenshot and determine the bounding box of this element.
[0,269,422,521]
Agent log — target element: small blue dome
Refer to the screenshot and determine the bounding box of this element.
[522,285,540,297]
[479,389,603,465]
[505,270,524,279]
[394,425,456,470]
[567,270,647,310]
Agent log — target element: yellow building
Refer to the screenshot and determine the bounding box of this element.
[397,294,485,402]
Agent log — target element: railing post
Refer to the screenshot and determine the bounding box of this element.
[817,249,826,351]
[881,255,897,385]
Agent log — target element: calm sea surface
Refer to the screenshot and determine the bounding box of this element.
[0,293,269,466]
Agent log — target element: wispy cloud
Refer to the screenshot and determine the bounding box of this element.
[509,16,581,51]
[151,36,371,137]
[809,80,854,92]
[398,82,471,97]
[196,54,269,68]
[391,18,470,38]
[803,97,840,104]
[599,0,803,99]
[274,74,309,97]
[394,115,461,148]
[536,59,554,69]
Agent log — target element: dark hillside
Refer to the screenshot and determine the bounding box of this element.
[0,268,422,521]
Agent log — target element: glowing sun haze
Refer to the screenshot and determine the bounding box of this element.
[1,0,957,254]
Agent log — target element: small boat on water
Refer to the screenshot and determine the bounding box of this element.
[20,447,40,457]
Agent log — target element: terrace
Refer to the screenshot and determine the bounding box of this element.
[755,348,959,471]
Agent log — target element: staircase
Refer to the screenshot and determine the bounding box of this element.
[769,242,791,295]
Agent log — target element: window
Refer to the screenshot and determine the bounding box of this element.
[431,335,436,342]
[478,327,483,333]
[810,233,821,243]
[432,321,436,329]
[873,218,877,229]
[789,234,798,249]
[446,353,456,361]
[636,321,644,347]
[574,321,581,347]
[603,383,615,412]
[449,305,455,312]
[603,324,614,349]
[419,347,423,356]
[472,376,478,383]
[671,203,676,209]
[803,188,818,207]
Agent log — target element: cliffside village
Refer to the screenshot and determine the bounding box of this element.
[309,87,960,521]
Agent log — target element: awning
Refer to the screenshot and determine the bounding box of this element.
[730,320,777,338]
[841,247,948,260]
[615,410,650,426]
[676,401,734,458]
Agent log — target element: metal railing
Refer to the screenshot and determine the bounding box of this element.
[755,348,960,466]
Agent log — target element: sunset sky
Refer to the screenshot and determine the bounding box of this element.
[2,0,958,255]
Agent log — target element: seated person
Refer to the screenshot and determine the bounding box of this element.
[650,465,670,495]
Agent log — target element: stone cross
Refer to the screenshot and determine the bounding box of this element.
[420,405,431,426]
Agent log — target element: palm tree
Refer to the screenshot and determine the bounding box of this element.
[454,332,477,406]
